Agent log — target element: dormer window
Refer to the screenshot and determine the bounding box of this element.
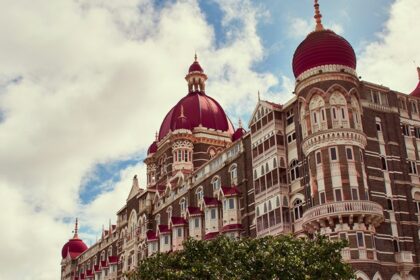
[212,177,221,192]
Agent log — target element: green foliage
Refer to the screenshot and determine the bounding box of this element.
[129,235,354,280]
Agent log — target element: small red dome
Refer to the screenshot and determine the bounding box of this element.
[232,127,246,142]
[410,82,420,97]
[158,92,234,140]
[61,238,88,259]
[147,141,157,155]
[410,68,420,97]
[292,29,356,78]
[189,61,203,73]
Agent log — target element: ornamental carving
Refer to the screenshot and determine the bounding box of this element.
[172,140,193,150]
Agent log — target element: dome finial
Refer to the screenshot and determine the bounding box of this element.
[238,118,242,128]
[314,0,324,31]
[194,52,198,62]
[73,218,79,239]
[180,105,185,118]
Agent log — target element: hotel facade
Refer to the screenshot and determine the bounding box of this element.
[61,2,420,280]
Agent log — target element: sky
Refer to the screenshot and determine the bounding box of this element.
[0,0,419,279]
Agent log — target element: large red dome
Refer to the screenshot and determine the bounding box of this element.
[292,29,356,78]
[61,238,88,259]
[158,91,234,140]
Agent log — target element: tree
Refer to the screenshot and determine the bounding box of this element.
[130,235,354,280]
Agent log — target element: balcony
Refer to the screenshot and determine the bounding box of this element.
[302,201,384,232]
[301,129,367,156]
[395,251,414,275]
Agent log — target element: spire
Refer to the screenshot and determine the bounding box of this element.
[133,175,139,188]
[179,105,185,118]
[155,131,158,141]
[73,218,79,239]
[314,0,324,31]
[417,67,420,80]
[194,52,198,62]
[257,90,260,101]
[238,118,242,128]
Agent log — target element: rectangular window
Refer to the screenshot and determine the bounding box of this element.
[339,232,347,241]
[177,228,182,237]
[210,208,216,219]
[346,147,353,160]
[330,147,338,161]
[316,151,322,165]
[286,109,294,126]
[321,109,326,121]
[334,188,343,202]
[357,232,365,248]
[376,122,382,132]
[402,124,410,136]
[164,235,169,245]
[351,187,359,200]
[313,112,318,124]
[412,101,418,113]
[319,191,326,204]
[194,218,200,228]
[287,132,296,143]
[409,161,418,174]
[229,198,235,209]
[332,107,337,119]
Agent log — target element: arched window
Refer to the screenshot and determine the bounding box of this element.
[261,165,265,175]
[256,207,260,217]
[253,170,257,180]
[293,199,303,221]
[289,160,300,182]
[273,157,277,168]
[167,206,173,223]
[330,91,348,128]
[229,164,238,185]
[155,214,161,231]
[309,95,326,132]
[351,96,362,130]
[276,196,280,207]
[179,198,186,214]
[381,156,387,170]
[211,176,221,192]
[196,186,204,202]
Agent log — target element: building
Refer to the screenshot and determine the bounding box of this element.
[61,2,420,280]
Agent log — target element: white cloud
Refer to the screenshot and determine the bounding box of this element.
[0,0,276,278]
[287,17,344,39]
[358,0,420,93]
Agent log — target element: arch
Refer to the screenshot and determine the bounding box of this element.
[196,186,204,202]
[372,272,383,280]
[355,271,370,280]
[329,91,347,106]
[211,176,221,192]
[179,197,187,214]
[326,84,349,99]
[229,163,238,185]
[309,95,325,110]
[289,159,300,182]
[289,193,304,207]
[306,87,326,103]
[390,274,402,280]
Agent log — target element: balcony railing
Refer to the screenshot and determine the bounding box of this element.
[302,201,384,230]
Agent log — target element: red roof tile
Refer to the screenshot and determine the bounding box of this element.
[94,265,100,273]
[171,217,187,226]
[100,261,108,268]
[146,230,158,241]
[222,224,243,232]
[158,224,171,234]
[204,232,219,240]
[187,206,203,216]
[108,256,118,264]
[221,186,241,197]
[203,197,220,207]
